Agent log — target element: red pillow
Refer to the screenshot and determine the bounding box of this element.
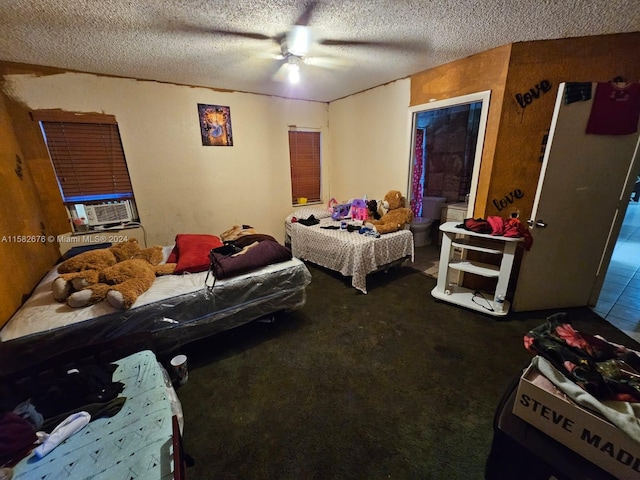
[173,234,223,274]
[167,246,179,264]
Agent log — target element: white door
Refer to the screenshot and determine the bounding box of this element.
[512,82,640,312]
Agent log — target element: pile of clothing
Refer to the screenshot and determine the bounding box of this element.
[524,313,640,443]
[525,312,640,403]
[0,362,127,469]
[458,216,533,250]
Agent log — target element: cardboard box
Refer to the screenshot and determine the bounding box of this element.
[512,363,640,480]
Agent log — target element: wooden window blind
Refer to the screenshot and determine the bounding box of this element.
[33,111,133,203]
[289,130,321,204]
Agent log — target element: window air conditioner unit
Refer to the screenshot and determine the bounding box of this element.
[85,202,133,226]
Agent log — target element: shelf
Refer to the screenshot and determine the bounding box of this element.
[431,286,509,317]
[433,222,523,316]
[448,260,500,277]
[451,239,503,255]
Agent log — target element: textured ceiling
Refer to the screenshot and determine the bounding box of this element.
[0,0,638,102]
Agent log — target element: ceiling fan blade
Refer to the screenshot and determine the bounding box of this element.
[201,28,274,42]
[165,20,276,41]
[304,55,350,70]
[293,1,318,26]
[319,38,425,51]
[271,62,289,82]
[319,39,389,47]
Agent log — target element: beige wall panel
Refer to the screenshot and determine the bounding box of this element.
[328,79,411,202]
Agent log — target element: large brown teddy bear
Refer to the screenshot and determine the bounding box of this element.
[53,239,176,309]
[367,190,415,234]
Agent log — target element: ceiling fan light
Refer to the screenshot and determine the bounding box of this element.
[287,25,310,57]
[288,64,300,84]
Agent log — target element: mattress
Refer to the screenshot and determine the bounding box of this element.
[1,246,203,341]
[289,217,414,293]
[11,350,175,480]
[0,252,311,374]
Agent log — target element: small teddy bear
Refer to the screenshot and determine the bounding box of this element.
[367,190,414,234]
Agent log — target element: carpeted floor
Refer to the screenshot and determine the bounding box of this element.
[177,262,640,480]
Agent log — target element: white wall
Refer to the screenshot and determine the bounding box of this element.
[328,79,411,203]
[4,73,329,245]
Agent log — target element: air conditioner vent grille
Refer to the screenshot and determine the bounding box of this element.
[85,202,132,226]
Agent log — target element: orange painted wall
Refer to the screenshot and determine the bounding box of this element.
[0,63,70,236]
[0,91,61,327]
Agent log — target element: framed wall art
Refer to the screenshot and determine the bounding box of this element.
[198,104,233,146]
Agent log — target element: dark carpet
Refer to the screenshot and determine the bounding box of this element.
[177,263,639,480]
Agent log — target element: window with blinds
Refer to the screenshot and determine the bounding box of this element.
[34,111,134,203]
[33,111,139,231]
[288,129,321,205]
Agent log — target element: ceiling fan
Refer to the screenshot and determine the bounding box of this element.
[196,1,418,84]
[273,24,313,84]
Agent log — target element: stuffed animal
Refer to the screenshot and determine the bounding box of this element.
[52,239,176,309]
[367,190,414,234]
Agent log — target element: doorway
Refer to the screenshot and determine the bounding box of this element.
[407,91,491,219]
[411,102,481,211]
[407,91,491,275]
[593,199,640,342]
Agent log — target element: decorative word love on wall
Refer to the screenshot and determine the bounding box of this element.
[492,189,524,212]
[515,80,552,109]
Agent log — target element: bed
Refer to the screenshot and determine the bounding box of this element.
[285,206,414,294]
[0,241,311,376]
[3,348,185,480]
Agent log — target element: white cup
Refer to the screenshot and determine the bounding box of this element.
[170,354,188,385]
